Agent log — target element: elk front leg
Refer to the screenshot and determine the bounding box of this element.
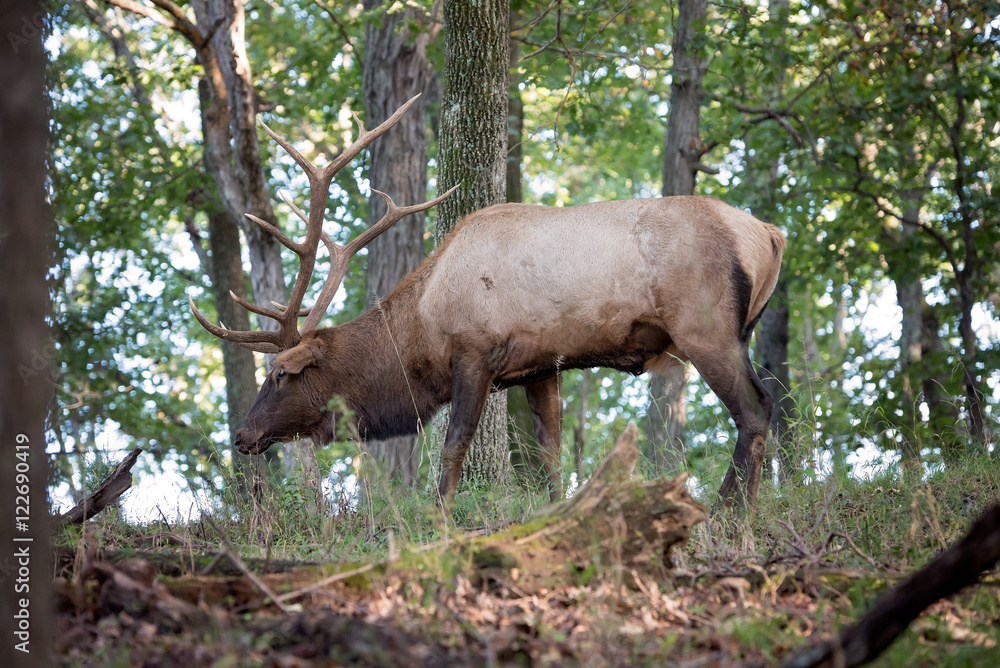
[437,357,494,510]
[523,374,564,501]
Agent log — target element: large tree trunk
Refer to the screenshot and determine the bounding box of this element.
[194,0,320,507]
[647,0,709,475]
[432,0,513,491]
[0,2,54,663]
[358,0,433,498]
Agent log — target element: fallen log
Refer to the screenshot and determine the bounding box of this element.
[468,422,707,591]
[59,447,142,525]
[782,501,1000,668]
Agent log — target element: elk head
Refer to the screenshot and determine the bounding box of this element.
[189,94,455,455]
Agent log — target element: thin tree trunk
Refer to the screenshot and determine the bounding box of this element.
[944,8,985,449]
[648,0,709,475]
[432,0,513,491]
[206,204,267,501]
[894,198,925,469]
[921,305,962,464]
[358,0,433,499]
[503,9,543,485]
[758,278,795,483]
[573,370,590,481]
[753,0,794,484]
[189,79,271,505]
[0,2,54,662]
[103,0,322,507]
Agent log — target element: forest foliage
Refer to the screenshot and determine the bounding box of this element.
[46,0,1000,514]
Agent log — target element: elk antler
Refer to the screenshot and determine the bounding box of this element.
[190,94,458,354]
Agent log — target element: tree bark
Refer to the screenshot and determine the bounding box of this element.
[59,448,143,526]
[647,0,709,475]
[431,0,513,491]
[471,424,707,592]
[358,0,433,497]
[0,2,54,661]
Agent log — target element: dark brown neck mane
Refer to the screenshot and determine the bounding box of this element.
[316,279,449,441]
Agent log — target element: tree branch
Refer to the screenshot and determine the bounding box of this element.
[102,0,204,46]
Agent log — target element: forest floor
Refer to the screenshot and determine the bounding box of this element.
[52,452,1000,667]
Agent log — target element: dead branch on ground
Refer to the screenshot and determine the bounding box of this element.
[58,447,142,526]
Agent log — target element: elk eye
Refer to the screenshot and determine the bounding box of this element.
[276,370,287,380]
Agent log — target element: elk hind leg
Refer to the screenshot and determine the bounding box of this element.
[684,342,774,508]
[523,374,564,501]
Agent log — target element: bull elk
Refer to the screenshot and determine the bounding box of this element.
[190,94,786,509]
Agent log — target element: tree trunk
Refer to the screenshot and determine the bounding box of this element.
[195,0,320,505]
[0,2,54,661]
[431,0,513,491]
[358,0,434,498]
[758,277,796,483]
[207,204,269,502]
[751,0,795,484]
[893,197,925,469]
[944,12,986,450]
[647,0,709,475]
[921,305,961,464]
[645,369,688,473]
[188,78,271,505]
[573,370,590,481]
[503,10,543,486]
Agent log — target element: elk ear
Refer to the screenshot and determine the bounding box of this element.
[279,343,322,374]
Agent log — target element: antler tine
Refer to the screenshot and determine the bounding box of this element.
[189,295,283,354]
[270,300,312,318]
[298,185,459,335]
[279,189,310,227]
[195,96,452,350]
[228,290,284,320]
[320,93,423,182]
[246,213,302,255]
[258,118,320,181]
[345,185,461,256]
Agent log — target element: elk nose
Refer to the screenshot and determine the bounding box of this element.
[233,432,246,453]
